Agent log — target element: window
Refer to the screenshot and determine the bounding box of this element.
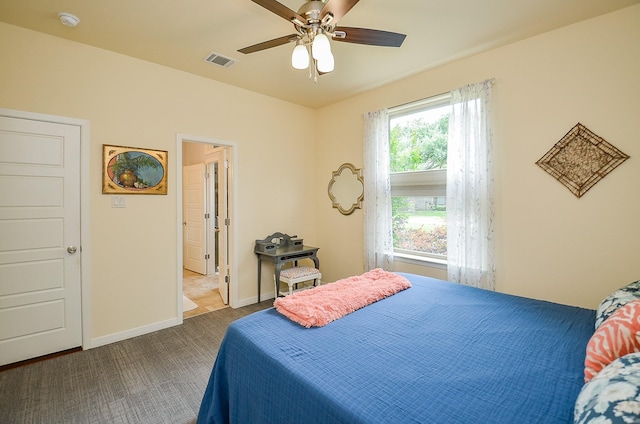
[389,94,451,263]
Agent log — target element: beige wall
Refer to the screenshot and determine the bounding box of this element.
[315,5,640,309]
[0,23,318,342]
[0,5,638,347]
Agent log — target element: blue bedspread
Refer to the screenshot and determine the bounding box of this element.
[198,273,595,424]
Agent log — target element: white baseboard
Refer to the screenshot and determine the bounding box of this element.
[236,291,276,308]
[89,318,180,349]
[89,292,276,348]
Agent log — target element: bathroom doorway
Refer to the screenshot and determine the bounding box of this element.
[178,135,236,319]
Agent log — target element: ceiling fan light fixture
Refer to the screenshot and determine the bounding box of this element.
[291,42,310,69]
[240,0,406,83]
[317,52,334,73]
[311,31,331,61]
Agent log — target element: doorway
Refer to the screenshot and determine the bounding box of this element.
[177,134,237,320]
[182,146,227,317]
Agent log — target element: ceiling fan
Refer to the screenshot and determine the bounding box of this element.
[238,0,406,80]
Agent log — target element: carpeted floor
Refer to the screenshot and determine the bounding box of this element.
[0,300,273,424]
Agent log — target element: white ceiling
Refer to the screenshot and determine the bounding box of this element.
[1,0,638,108]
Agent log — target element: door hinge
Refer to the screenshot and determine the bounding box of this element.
[224,160,229,169]
[204,171,210,179]
[205,254,210,260]
[225,218,230,226]
[225,275,230,283]
[205,213,210,219]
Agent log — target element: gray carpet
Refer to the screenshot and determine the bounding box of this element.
[0,301,273,424]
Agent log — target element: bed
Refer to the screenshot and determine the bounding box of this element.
[197,272,595,424]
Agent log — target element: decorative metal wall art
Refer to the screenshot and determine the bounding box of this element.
[535,123,629,198]
[328,163,364,215]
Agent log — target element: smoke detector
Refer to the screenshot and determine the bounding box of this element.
[58,12,80,27]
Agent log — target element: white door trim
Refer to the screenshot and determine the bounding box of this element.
[0,108,92,350]
[176,133,238,318]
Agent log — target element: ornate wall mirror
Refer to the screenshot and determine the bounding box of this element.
[328,163,364,215]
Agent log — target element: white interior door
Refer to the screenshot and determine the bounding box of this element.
[182,164,206,275]
[0,115,82,366]
[206,148,228,304]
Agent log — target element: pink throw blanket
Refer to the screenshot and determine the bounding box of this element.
[273,268,411,328]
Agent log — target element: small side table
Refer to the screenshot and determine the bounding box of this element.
[255,245,319,302]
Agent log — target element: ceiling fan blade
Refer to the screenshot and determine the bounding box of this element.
[251,0,307,24]
[238,34,299,54]
[320,0,360,23]
[333,26,406,47]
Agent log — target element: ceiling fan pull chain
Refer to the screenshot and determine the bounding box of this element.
[308,44,314,80]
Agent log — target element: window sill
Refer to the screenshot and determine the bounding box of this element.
[393,252,447,270]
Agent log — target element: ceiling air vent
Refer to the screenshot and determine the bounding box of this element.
[204,52,238,68]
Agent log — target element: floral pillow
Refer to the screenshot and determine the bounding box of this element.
[585,300,640,382]
[595,280,640,329]
[575,352,640,424]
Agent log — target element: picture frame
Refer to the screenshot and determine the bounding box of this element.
[102,144,168,195]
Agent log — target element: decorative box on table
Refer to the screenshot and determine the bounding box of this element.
[255,240,276,253]
[254,232,302,252]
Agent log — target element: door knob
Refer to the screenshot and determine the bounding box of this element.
[67,246,78,254]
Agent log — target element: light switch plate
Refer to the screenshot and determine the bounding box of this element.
[111,195,126,208]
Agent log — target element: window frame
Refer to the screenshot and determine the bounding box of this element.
[388,93,451,266]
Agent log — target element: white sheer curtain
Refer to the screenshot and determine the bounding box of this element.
[363,109,394,271]
[446,79,496,290]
